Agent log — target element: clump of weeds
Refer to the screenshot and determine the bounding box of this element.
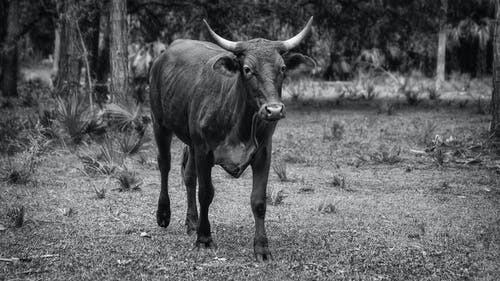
[323,121,345,141]
[317,199,337,214]
[79,136,123,176]
[115,168,143,192]
[272,160,288,182]
[2,124,51,184]
[369,145,402,165]
[7,205,25,228]
[267,186,284,206]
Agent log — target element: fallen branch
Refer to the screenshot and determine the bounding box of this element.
[0,254,59,263]
[20,269,51,275]
[409,149,426,154]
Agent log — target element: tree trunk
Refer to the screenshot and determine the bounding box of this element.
[55,0,82,96]
[96,1,110,84]
[53,23,61,76]
[110,0,128,103]
[492,0,500,140]
[89,12,101,80]
[0,0,7,43]
[0,0,21,98]
[81,1,101,79]
[435,0,447,90]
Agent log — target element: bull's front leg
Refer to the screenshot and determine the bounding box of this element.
[194,147,216,249]
[250,144,272,261]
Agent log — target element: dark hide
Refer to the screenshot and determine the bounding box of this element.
[150,37,313,261]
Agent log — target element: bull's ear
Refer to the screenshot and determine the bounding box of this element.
[212,54,239,77]
[284,53,316,71]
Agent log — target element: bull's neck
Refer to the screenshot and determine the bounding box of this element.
[220,75,257,142]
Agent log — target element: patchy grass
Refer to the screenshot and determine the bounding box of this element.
[1,101,500,280]
[272,160,288,182]
[114,168,143,192]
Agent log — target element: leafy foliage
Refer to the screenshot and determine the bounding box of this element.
[117,131,151,156]
[55,92,104,144]
[79,137,123,176]
[272,160,288,182]
[115,168,143,192]
[7,205,25,228]
[369,145,402,165]
[2,123,51,184]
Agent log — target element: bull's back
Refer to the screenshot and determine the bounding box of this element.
[149,39,230,141]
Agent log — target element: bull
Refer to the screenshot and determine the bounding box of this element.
[149,18,315,261]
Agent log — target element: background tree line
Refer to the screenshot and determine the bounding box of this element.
[1,0,497,89]
[0,0,499,138]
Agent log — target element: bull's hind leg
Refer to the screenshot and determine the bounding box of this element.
[153,122,173,227]
[181,146,198,235]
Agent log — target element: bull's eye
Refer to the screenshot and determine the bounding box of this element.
[243,65,252,75]
[281,65,287,72]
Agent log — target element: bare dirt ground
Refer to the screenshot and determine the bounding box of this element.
[1,99,500,280]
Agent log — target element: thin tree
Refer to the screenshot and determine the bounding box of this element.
[55,0,82,96]
[0,0,21,98]
[492,0,500,140]
[96,0,110,84]
[110,0,128,103]
[436,0,447,90]
[52,21,61,76]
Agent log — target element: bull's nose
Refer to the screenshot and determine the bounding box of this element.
[261,102,285,121]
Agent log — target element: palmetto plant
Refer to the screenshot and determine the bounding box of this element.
[79,136,123,176]
[56,92,104,144]
[115,168,143,192]
[102,103,146,134]
[117,132,151,156]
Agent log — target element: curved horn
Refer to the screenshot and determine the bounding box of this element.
[203,19,243,52]
[281,17,314,51]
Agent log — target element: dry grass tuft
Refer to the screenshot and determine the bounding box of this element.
[331,174,345,188]
[369,145,402,164]
[115,168,143,192]
[267,186,284,206]
[79,136,124,176]
[411,119,438,146]
[272,160,288,182]
[432,148,445,166]
[7,205,25,228]
[2,124,51,184]
[323,121,345,141]
[91,184,106,199]
[317,199,337,214]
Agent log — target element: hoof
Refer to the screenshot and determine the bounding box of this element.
[194,236,217,249]
[254,247,273,262]
[156,210,170,228]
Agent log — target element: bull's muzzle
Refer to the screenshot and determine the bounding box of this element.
[259,102,285,121]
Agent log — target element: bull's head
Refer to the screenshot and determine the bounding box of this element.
[204,18,315,122]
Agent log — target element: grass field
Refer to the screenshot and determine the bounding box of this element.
[1,93,500,280]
